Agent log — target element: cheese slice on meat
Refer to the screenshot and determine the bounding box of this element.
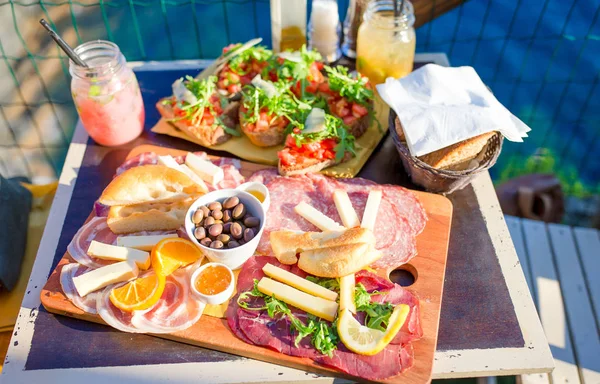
[158,155,208,192]
[73,260,139,297]
[257,277,338,321]
[87,241,151,270]
[339,274,356,314]
[361,189,383,231]
[294,202,344,231]
[333,190,360,228]
[262,263,338,301]
[185,152,224,186]
[116,234,178,251]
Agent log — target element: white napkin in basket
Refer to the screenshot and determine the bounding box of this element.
[376,64,530,157]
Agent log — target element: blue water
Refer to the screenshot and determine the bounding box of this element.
[48,0,600,193]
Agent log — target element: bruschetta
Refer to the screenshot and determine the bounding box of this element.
[277,108,355,176]
[157,76,240,147]
[216,43,274,97]
[275,45,326,99]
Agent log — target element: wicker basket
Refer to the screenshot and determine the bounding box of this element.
[389,110,503,194]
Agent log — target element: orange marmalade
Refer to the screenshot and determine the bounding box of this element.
[195,265,231,295]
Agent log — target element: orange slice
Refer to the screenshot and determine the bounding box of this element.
[109,272,166,312]
[151,237,203,277]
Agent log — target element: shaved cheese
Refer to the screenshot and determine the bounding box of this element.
[257,277,338,321]
[339,274,356,314]
[158,155,208,192]
[333,189,360,228]
[116,234,178,251]
[302,108,326,134]
[294,202,344,231]
[361,189,382,231]
[157,155,180,169]
[87,241,151,270]
[185,152,224,186]
[277,51,302,63]
[251,75,277,98]
[263,263,338,301]
[73,260,139,297]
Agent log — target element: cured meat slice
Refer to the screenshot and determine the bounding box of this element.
[209,164,245,190]
[381,185,427,235]
[97,282,145,333]
[131,268,205,333]
[60,263,98,314]
[246,168,279,185]
[67,217,118,269]
[355,270,422,345]
[238,309,293,355]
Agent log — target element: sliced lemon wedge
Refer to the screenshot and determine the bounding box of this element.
[337,304,410,356]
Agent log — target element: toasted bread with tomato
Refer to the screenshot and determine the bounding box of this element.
[278,151,352,176]
[238,104,287,147]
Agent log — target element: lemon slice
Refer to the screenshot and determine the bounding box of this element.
[337,304,410,356]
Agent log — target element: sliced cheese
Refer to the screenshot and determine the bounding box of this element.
[294,202,344,231]
[116,234,178,251]
[257,277,338,322]
[302,108,326,134]
[185,152,224,186]
[262,263,338,301]
[72,260,139,297]
[339,274,356,314]
[333,189,360,228]
[251,74,277,98]
[158,155,208,192]
[87,241,151,270]
[361,189,383,231]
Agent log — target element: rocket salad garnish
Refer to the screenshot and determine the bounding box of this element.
[324,65,374,106]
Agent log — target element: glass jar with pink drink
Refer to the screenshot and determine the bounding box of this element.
[69,40,144,146]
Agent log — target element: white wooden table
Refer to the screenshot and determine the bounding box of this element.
[1,54,554,383]
[506,216,600,384]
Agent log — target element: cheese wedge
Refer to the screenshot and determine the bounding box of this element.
[339,274,356,314]
[116,234,178,251]
[185,152,224,185]
[158,155,208,192]
[87,241,151,270]
[73,260,139,297]
[294,202,344,231]
[262,263,338,301]
[333,189,360,228]
[257,277,338,322]
[361,189,382,231]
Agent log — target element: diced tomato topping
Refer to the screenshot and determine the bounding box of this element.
[318,81,332,94]
[351,103,369,118]
[217,79,228,90]
[256,119,269,131]
[343,115,358,126]
[227,84,242,94]
[292,127,301,134]
[227,72,240,84]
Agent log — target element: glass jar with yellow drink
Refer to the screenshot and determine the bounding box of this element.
[356,0,416,84]
[270,0,307,52]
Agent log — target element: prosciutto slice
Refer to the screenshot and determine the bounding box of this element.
[59,263,98,314]
[131,268,205,334]
[97,282,146,333]
[67,217,117,268]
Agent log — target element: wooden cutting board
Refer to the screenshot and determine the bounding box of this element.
[41,145,452,384]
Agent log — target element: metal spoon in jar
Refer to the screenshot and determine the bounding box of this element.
[39,19,88,68]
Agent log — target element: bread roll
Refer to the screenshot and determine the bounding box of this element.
[270,227,375,264]
[298,243,382,277]
[107,196,197,234]
[99,165,206,206]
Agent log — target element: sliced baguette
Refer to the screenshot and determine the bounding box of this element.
[298,243,382,278]
[156,99,239,147]
[107,196,197,234]
[239,109,286,147]
[99,165,206,206]
[270,227,376,264]
[278,157,337,176]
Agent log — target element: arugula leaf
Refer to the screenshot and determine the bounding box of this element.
[354,283,395,332]
[228,45,273,75]
[288,113,356,161]
[306,276,340,291]
[237,279,339,357]
[324,66,374,105]
[277,45,322,82]
[167,75,220,127]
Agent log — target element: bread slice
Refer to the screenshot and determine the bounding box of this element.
[298,243,382,278]
[348,112,371,138]
[107,196,197,234]
[156,99,239,147]
[278,157,337,176]
[238,109,286,147]
[395,117,496,170]
[270,227,376,265]
[99,165,206,206]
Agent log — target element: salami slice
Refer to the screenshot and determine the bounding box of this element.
[131,268,205,333]
[246,168,279,185]
[209,164,245,190]
[60,263,98,314]
[381,185,427,235]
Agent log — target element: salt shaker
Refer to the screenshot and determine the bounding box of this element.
[308,0,342,63]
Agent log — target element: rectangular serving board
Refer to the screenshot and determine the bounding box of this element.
[41,145,453,384]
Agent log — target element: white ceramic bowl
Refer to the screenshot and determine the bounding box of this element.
[185,188,268,270]
[236,181,270,212]
[190,262,235,305]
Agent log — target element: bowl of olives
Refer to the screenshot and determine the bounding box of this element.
[185,188,267,270]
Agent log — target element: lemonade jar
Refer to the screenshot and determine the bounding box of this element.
[70,40,144,146]
[356,0,416,84]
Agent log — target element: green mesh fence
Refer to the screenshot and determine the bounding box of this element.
[0,0,598,196]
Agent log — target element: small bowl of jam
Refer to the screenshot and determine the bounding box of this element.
[190,262,234,305]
